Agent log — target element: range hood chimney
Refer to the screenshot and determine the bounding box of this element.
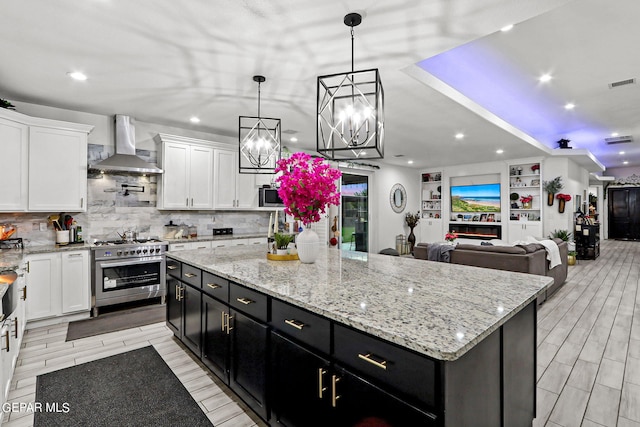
[90,115,163,174]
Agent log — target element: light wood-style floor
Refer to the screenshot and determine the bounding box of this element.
[2,239,639,426]
[1,320,266,426]
[535,239,640,427]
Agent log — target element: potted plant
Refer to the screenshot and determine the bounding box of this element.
[543,176,563,206]
[548,229,572,242]
[531,164,540,174]
[405,211,420,252]
[567,250,577,266]
[273,233,295,255]
[520,195,533,209]
[556,193,572,213]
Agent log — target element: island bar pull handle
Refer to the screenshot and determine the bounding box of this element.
[13,318,18,339]
[226,315,234,334]
[207,283,221,290]
[21,286,27,301]
[2,331,9,352]
[167,265,178,270]
[221,311,227,332]
[318,369,327,399]
[26,262,30,273]
[284,319,305,330]
[331,375,341,408]
[184,273,197,278]
[357,353,388,370]
[236,297,254,305]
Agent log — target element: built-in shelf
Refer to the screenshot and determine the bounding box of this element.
[449,223,502,240]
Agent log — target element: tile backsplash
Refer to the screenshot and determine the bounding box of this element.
[1,144,272,246]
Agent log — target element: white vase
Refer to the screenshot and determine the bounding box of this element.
[296,226,320,263]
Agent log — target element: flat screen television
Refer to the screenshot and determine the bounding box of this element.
[451,183,501,212]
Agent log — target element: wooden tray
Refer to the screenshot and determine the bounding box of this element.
[266,253,299,261]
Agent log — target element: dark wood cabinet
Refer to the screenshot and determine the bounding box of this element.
[182,283,202,355]
[271,332,331,427]
[575,223,600,260]
[609,187,640,240]
[166,277,182,336]
[230,309,269,421]
[202,293,229,382]
[166,276,202,355]
[332,365,437,427]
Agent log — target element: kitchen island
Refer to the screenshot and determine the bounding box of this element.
[167,246,552,426]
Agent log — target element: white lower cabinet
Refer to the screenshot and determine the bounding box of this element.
[26,250,90,321]
[508,222,543,242]
[0,265,27,414]
[419,219,443,243]
[169,238,264,251]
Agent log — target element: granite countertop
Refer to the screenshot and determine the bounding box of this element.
[25,243,91,254]
[167,246,552,361]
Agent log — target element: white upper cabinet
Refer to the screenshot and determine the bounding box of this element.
[156,134,215,210]
[28,126,88,211]
[0,109,93,213]
[214,149,258,209]
[0,116,28,211]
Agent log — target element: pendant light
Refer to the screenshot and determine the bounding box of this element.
[239,75,281,174]
[317,12,384,160]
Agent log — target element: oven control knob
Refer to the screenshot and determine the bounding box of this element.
[143,249,148,254]
[123,250,129,255]
[156,248,161,253]
[137,249,142,254]
[117,251,122,256]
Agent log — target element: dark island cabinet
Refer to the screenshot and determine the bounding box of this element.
[271,331,332,427]
[166,271,202,357]
[202,293,229,382]
[230,309,269,421]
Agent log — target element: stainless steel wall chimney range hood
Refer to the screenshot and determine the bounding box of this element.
[90,115,163,174]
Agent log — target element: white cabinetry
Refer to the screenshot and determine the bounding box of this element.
[159,139,214,210]
[168,241,212,251]
[0,116,28,211]
[508,222,543,241]
[508,161,543,242]
[214,149,258,209]
[169,238,264,251]
[28,126,88,211]
[61,251,90,314]
[0,109,93,213]
[26,250,90,321]
[0,267,26,411]
[419,219,443,243]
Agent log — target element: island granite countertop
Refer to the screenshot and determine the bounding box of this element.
[167,246,552,361]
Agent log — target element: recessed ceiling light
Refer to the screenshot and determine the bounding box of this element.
[611,132,619,137]
[500,24,514,32]
[289,137,298,143]
[67,71,87,81]
[564,103,575,110]
[189,116,200,123]
[623,161,629,165]
[407,160,414,164]
[496,149,504,154]
[455,133,464,139]
[539,74,552,83]
[619,151,625,155]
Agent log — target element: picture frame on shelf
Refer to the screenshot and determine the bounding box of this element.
[531,179,540,186]
[487,214,496,222]
[480,213,488,222]
[472,215,480,221]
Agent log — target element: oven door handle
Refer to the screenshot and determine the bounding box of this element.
[98,258,163,269]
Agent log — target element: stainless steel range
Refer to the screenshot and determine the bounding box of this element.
[91,238,167,316]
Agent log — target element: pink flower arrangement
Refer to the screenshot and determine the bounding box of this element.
[445,232,458,242]
[275,152,342,226]
[556,193,572,201]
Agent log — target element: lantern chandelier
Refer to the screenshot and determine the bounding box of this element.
[239,75,281,174]
[317,12,384,160]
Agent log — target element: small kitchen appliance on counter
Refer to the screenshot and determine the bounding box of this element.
[212,227,233,235]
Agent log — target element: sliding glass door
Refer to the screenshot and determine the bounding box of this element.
[341,173,369,252]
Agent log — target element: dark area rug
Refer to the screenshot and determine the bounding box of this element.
[66,303,165,341]
[34,346,212,427]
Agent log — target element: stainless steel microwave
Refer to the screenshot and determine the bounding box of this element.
[259,188,284,207]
